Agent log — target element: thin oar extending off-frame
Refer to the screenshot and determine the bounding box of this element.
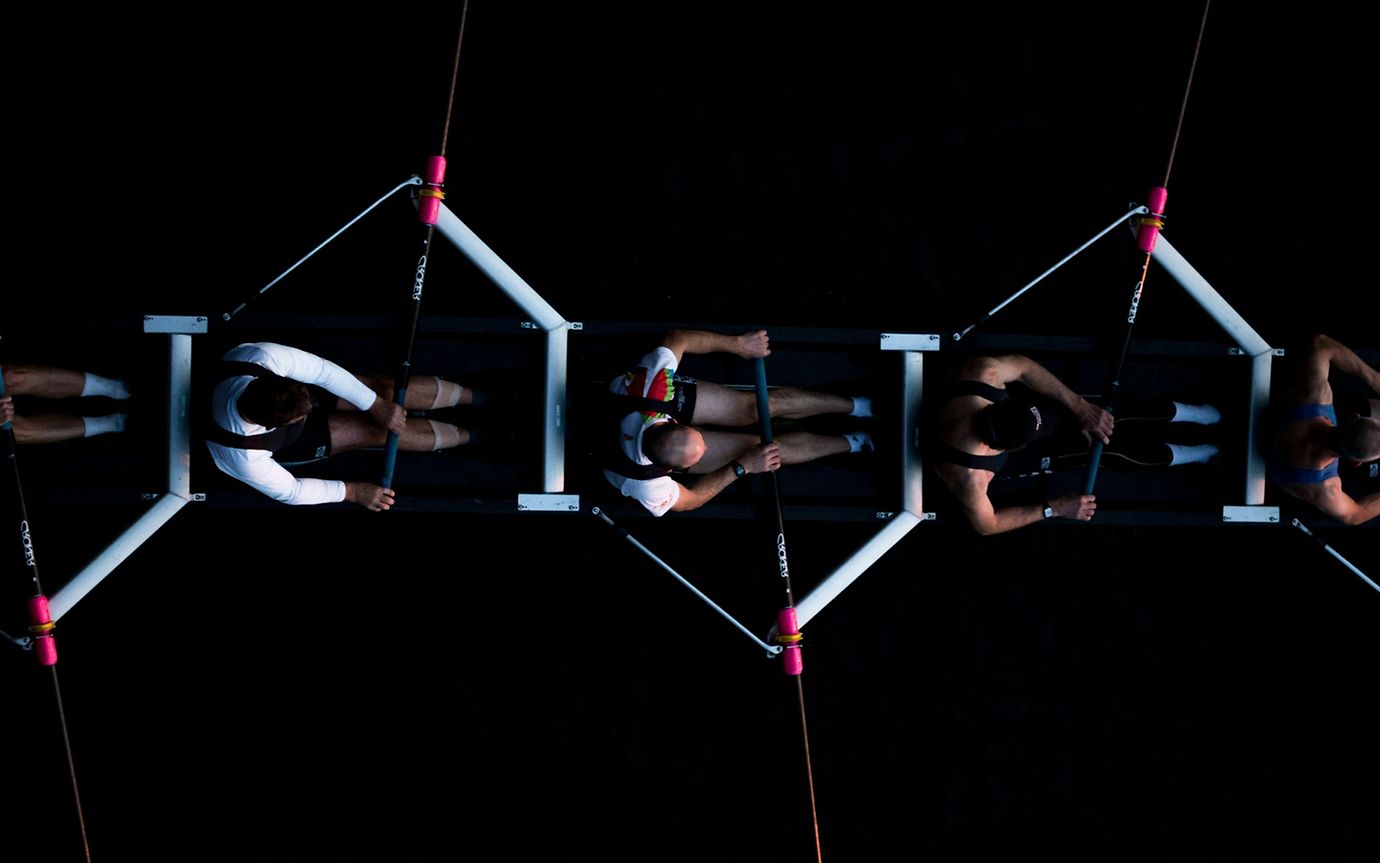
[1,365,92,861]
[753,357,824,863]
[1084,0,1212,495]
[381,0,472,489]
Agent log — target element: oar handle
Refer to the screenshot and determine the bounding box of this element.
[753,358,773,443]
[380,436,400,489]
[380,382,408,489]
[1082,439,1105,495]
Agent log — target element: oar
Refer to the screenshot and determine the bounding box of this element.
[381,1,472,489]
[1,365,92,860]
[753,358,802,674]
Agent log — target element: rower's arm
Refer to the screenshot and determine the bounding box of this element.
[1008,355,1114,444]
[1303,334,1380,396]
[1307,481,1380,526]
[662,329,771,366]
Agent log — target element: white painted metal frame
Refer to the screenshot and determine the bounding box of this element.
[49,321,204,621]
[1150,235,1277,517]
[790,335,936,630]
[431,202,575,503]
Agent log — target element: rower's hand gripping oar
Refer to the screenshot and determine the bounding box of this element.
[754,359,804,675]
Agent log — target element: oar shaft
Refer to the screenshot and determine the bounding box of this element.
[1081,439,1106,495]
[381,222,437,489]
[754,359,773,443]
[1,366,41,593]
[1083,255,1151,494]
[754,358,798,613]
[1,365,57,665]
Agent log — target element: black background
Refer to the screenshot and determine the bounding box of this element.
[5,3,1379,861]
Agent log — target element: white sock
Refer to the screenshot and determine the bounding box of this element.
[1167,443,1217,465]
[845,431,874,453]
[430,377,465,410]
[81,373,130,400]
[428,419,464,451]
[849,396,872,418]
[1170,402,1220,425]
[82,413,126,438]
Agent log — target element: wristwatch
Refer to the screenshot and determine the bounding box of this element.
[1042,504,1055,519]
[731,461,747,478]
